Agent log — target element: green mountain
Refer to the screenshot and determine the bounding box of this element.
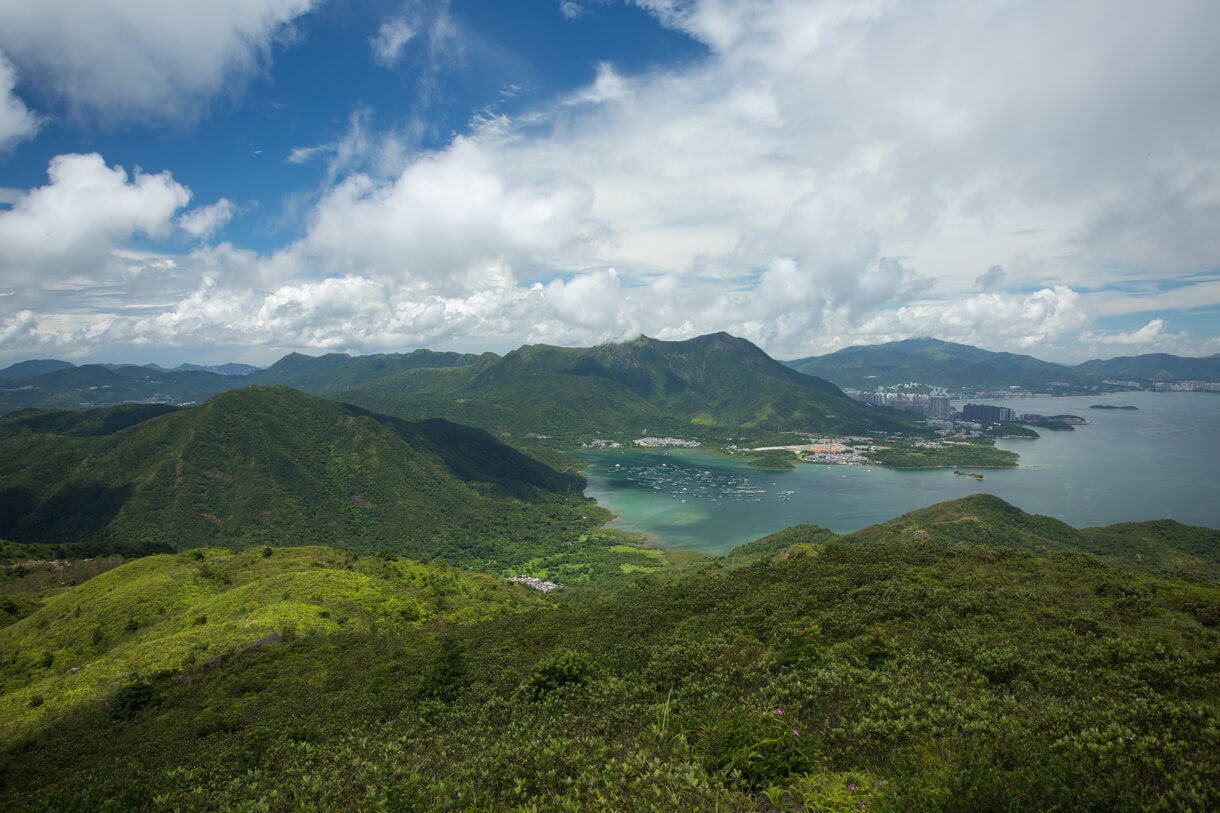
[335,332,915,442]
[0,386,622,574]
[3,496,1217,810]
[786,337,1089,390]
[850,493,1220,580]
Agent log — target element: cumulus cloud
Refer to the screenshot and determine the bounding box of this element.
[0,52,38,151]
[291,135,595,295]
[842,287,1091,351]
[0,154,191,288]
[0,310,35,347]
[178,199,235,240]
[0,0,319,122]
[1079,318,1187,349]
[371,18,417,67]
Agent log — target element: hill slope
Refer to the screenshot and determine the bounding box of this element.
[0,545,548,740]
[2,501,1217,811]
[850,493,1220,579]
[0,386,611,570]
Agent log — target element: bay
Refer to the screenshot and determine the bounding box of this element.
[575,392,1220,555]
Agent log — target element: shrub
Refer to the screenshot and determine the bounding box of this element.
[527,649,590,701]
[110,680,155,720]
[417,636,469,703]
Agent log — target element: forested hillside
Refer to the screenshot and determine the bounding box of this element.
[2,497,1217,811]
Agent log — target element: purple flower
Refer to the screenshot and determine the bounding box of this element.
[776,708,783,715]
[792,729,799,736]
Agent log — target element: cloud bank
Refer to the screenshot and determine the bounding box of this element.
[2,0,1218,365]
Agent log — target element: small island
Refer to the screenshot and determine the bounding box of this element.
[1090,404,1138,410]
[953,470,985,480]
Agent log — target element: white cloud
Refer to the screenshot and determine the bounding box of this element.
[0,154,191,289]
[290,135,595,295]
[178,199,236,240]
[6,0,1220,364]
[371,18,417,67]
[1079,318,1188,350]
[0,52,38,151]
[0,310,35,347]
[0,0,319,122]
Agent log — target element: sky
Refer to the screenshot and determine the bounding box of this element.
[0,0,1218,368]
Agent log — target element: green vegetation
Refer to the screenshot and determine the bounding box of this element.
[744,449,798,471]
[2,496,1218,810]
[1091,404,1139,410]
[853,494,1220,581]
[0,545,549,740]
[864,438,1019,468]
[982,421,1039,439]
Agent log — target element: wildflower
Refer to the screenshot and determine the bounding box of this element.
[792,729,799,736]
[857,803,866,809]
[847,783,856,790]
[775,709,783,715]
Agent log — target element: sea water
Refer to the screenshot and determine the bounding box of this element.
[575,392,1220,555]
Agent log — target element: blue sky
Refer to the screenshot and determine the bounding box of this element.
[1,0,1218,367]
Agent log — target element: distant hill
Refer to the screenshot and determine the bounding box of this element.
[247,349,479,391]
[0,386,609,569]
[0,359,74,382]
[785,337,1088,390]
[785,337,1220,390]
[0,363,242,413]
[174,362,261,376]
[849,493,1220,580]
[333,332,915,442]
[1074,352,1220,382]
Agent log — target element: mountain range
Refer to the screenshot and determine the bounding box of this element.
[0,334,914,442]
[4,336,1217,424]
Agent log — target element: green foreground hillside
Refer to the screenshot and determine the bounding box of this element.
[2,495,1218,811]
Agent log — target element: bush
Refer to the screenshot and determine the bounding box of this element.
[416,636,469,702]
[110,680,155,720]
[527,649,590,701]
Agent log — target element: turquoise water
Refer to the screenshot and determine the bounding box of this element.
[576,392,1220,555]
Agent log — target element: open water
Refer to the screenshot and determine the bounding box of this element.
[575,392,1220,555]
